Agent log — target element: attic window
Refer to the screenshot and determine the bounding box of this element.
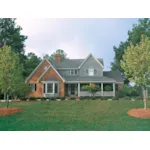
[44,66,48,71]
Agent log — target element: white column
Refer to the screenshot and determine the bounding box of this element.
[53,83,55,94]
[46,83,47,94]
[101,83,103,96]
[113,83,115,97]
[78,83,80,97]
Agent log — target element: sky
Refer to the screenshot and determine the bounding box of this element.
[16,18,139,71]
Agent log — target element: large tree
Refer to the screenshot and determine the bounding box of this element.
[0,18,27,62]
[43,49,67,61]
[0,45,29,108]
[121,35,150,110]
[24,52,42,78]
[111,18,150,84]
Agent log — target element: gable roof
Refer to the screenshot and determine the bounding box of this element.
[78,53,104,69]
[49,54,104,69]
[25,59,50,83]
[25,59,65,83]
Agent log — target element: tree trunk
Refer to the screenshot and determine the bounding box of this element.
[4,93,6,100]
[6,94,9,108]
[143,87,147,110]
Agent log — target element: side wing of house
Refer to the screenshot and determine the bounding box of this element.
[25,59,51,97]
[25,59,65,98]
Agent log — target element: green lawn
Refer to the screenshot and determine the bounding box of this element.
[0,100,150,131]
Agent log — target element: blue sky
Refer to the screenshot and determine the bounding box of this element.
[17,18,139,70]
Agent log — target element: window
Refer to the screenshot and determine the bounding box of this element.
[70,70,74,75]
[29,84,36,92]
[75,70,78,75]
[44,66,48,71]
[88,68,94,76]
[47,83,53,93]
[55,83,58,93]
[43,84,45,93]
[69,69,78,75]
[94,69,97,75]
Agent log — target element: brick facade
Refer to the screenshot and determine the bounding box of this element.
[117,83,123,90]
[26,59,65,97]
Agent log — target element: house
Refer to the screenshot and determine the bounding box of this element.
[25,53,123,98]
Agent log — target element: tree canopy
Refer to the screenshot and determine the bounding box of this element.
[43,49,67,61]
[0,45,30,107]
[111,18,150,84]
[121,35,150,109]
[24,52,42,78]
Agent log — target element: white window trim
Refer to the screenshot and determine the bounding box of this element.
[43,81,59,95]
[69,69,78,76]
[46,83,54,94]
[88,68,94,76]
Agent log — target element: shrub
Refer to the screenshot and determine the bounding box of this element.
[20,97,27,101]
[70,97,76,100]
[81,83,100,96]
[121,96,130,100]
[29,97,37,100]
[102,96,113,100]
[104,85,112,91]
[117,84,139,98]
[60,97,65,100]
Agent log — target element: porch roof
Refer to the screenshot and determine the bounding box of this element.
[64,76,116,83]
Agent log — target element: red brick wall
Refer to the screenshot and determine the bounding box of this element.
[118,83,123,90]
[27,59,65,97]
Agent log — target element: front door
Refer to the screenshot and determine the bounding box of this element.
[70,84,75,95]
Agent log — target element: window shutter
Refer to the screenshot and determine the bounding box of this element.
[43,84,45,93]
[94,69,97,75]
[34,84,36,91]
[86,69,88,74]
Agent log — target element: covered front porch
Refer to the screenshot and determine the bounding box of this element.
[65,82,116,97]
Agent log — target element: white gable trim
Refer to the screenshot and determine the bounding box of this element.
[25,59,65,83]
[25,59,51,83]
[45,59,65,82]
[78,53,104,69]
[37,66,51,82]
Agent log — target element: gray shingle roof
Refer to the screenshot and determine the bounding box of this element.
[64,76,116,82]
[103,71,123,83]
[49,58,103,69]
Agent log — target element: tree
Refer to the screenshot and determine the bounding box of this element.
[0,45,24,108]
[24,52,42,78]
[9,64,31,100]
[0,18,27,64]
[111,18,150,84]
[81,83,100,97]
[120,35,150,109]
[43,49,67,61]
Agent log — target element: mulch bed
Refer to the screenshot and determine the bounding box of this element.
[127,108,150,119]
[0,108,23,116]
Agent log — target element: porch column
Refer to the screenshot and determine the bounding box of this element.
[101,83,103,96]
[113,83,115,97]
[78,83,80,97]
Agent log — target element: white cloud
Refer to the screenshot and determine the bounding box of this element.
[17,18,92,59]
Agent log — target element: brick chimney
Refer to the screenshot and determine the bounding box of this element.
[55,53,61,62]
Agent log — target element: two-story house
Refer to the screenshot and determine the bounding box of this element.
[25,53,123,98]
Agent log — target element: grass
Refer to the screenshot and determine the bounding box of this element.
[0,100,150,131]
